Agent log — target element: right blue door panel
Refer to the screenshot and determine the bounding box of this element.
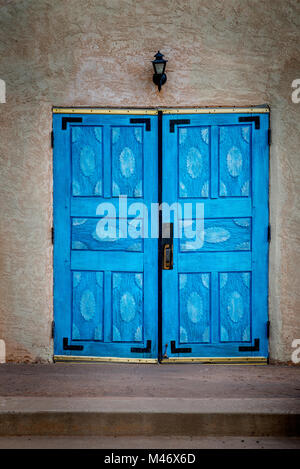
[162,113,269,358]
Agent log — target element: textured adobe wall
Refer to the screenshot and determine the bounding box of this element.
[0,0,299,362]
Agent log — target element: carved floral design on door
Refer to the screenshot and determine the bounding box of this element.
[219,272,251,342]
[72,271,104,341]
[179,273,211,343]
[112,127,143,197]
[178,127,210,198]
[71,126,103,196]
[219,125,251,197]
[112,272,144,342]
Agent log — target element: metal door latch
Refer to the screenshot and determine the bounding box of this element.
[163,243,173,270]
[171,341,192,354]
[239,338,260,352]
[162,223,173,270]
[131,340,152,353]
[63,337,83,351]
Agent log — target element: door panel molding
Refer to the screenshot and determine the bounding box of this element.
[161,111,269,360]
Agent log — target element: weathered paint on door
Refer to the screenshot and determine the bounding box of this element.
[162,113,269,359]
[53,112,158,359]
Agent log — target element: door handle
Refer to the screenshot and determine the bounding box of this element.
[162,222,173,270]
[163,243,173,269]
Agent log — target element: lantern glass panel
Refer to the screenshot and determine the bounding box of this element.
[154,62,165,75]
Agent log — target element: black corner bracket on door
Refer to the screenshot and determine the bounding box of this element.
[169,119,190,133]
[62,117,83,130]
[239,338,260,352]
[131,340,152,353]
[130,118,151,131]
[238,116,260,129]
[171,340,192,354]
[63,337,84,351]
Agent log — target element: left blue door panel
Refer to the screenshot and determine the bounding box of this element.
[53,113,158,358]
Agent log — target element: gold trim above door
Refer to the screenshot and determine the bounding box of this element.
[161,107,270,114]
[52,108,158,115]
[52,106,269,115]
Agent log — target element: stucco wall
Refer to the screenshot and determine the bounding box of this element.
[0,0,299,362]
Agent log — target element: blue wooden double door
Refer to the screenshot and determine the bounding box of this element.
[53,110,269,361]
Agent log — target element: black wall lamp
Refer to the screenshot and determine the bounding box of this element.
[152,51,167,92]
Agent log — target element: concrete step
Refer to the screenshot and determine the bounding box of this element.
[1,436,300,449]
[0,397,299,437]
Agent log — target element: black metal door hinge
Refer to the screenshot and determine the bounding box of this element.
[130,118,151,131]
[62,117,83,130]
[238,116,260,129]
[170,119,190,133]
[268,224,271,242]
[63,337,83,351]
[239,338,260,352]
[171,340,192,354]
[51,321,55,339]
[51,227,54,244]
[131,340,152,353]
[268,128,271,146]
[51,130,54,148]
[267,321,270,339]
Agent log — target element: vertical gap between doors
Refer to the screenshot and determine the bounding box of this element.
[158,110,163,362]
